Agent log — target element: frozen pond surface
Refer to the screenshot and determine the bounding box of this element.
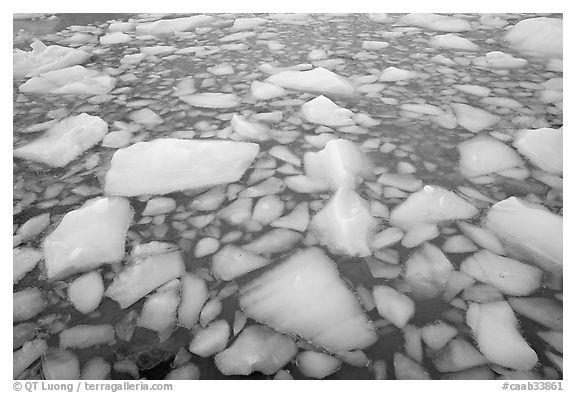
[13,13,563,380]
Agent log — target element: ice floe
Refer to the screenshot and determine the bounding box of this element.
[429,34,479,50]
[505,17,562,58]
[472,51,528,69]
[19,65,116,95]
[189,320,229,357]
[301,95,355,127]
[230,17,268,31]
[513,127,562,175]
[403,242,454,298]
[100,32,132,45]
[379,67,418,82]
[372,285,415,328]
[179,92,240,108]
[68,271,105,314]
[230,115,270,141]
[297,351,342,378]
[178,273,209,329]
[266,67,355,96]
[59,324,116,349]
[450,103,500,133]
[13,248,42,284]
[211,245,270,281]
[401,13,472,32]
[136,15,215,35]
[14,40,91,79]
[250,81,286,100]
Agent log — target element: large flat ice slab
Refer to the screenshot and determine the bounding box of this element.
[18,65,116,95]
[14,113,108,168]
[239,247,377,353]
[104,139,259,196]
[14,40,91,79]
[513,127,563,175]
[44,197,133,280]
[266,67,355,96]
[505,17,562,58]
[135,15,215,35]
[485,197,562,273]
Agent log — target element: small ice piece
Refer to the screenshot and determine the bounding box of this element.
[13,248,43,284]
[485,197,562,273]
[266,67,355,96]
[179,92,240,108]
[429,33,479,50]
[43,197,133,280]
[513,127,562,176]
[102,130,131,148]
[104,139,259,196]
[285,175,330,193]
[68,271,104,314]
[190,186,226,211]
[400,103,444,116]
[121,53,146,65]
[59,324,116,349]
[421,321,458,350]
[466,301,538,370]
[401,13,471,32]
[243,228,302,255]
[304,139,370,190]
[442,235,479,253]
[194,238,220,258]
[377,173,423,192]
[271,201,310,232]
[371,227,404,249]
[165,363,200,380]
[230,17,268,31]
[403,243,454,298]
[252,195,285,225]
[135,15,215,35]
[394,352,430,380]
[199,298,222,326]
[505,17,562,58]
[297,351,342,378]
[189,320,229,357]
[458,135,526,180]
[100,31,131,45]
[401,223,439,248]
[207,63,234,75]
[42,348,80,380]
[507,297,562,332]
[457,222,505,255]
[432,337,487,372]
[138,283,179,333]
[268,145,301,166]
[379,66,418,82]
[390,185,478,230]
[13,339,48,378]
[239,247,377,352]
[239,177,284,198]
[13,40,91,78]
[372,285,415,328]
[472,51,528,69]
[217,198,253,225]
[311,188,376,257]
[362,40,390,50]
[250,81,286,100]
[211,245,270,281]
[231,115,270,141]
[301,95,355,127]
[460,250,542,296]
[14,212,50,246]
[19,65,116,95]
[215,325,297,375]
[14,113,108,167]
[106,251,185,309]
[451,103,500,133]
[14,288,46,322]
[454,84,491,97]
[178,273,209,329]
[142,197,176,216]
[81,357,111,380]
[129,108,163,126]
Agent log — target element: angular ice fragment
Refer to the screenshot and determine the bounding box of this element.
[251,195,285,225]
[19,65,116,95]
[102,130,131,148]
[14,113,108,167]
[14,40,91,78]
[106,251,185,309]
[454,84,491,97]
[13,339,47,378]
[81,357,111,380]
[129,108,163,126]
[432,337,487,372]
[135,15,215,35]
[451,103,500,133]
[466,301,538,370]
[310,188,376,257]
[371,227,404,249]
[215,325,297,375]
[165,363,200,380]
[429,33,479,50]
[507,297,562,332]
[285,175,330,193]
[199,298,222,327]
[239,247,377,352]
[401,13,471,32]
[372,285,415,328]
[485,197,562,273]
[403,243,454,298]
[104,139,259,196]
[513,127,562,176]
[68,271,105,314]
[14,288,46,322]
[442,235,479,254]
[59,324,116,349]
[194,238,219,258]
[472,51,528,69]
[211,245,270,281]
[13,248,42,284]
[42,349,80,380]
[179,92,240,108]
[14,212,50,246]
[178,273,209,329]
[505,17,562,58]
[230,17,268,31]
[268,145,301,166]
[401,223,439,248]
[301,95,355,127]
[231,115,270,141]
[100,32,132,45]
[243,228,302,255]
[189,320,230,357]
[390,185,478,230]
[420,321,458,350]
[362,40,390,50]
[266,67,355,96]
[297,351,342,378]
[394,352,430,379]
[379,66,418,82]
[137,282,180,333]
[250,81,286,100]
[457,222,505,255]
[142,197,176,216]
[271,201,310,232]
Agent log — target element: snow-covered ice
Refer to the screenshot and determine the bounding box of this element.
[505,17,562,58]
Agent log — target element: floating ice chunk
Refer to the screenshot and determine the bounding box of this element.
[13,40,91,78]
[400,103,444,116]
[394,352,430,379]
[271,202,310,232]
[460,250,542,296]
[136,15,215,35]
[13,339,48,378]
[120,53,146,65]
[19,65,116,95]
[189,320,229,357]
[215,325,297,375]
[14,212,50,246]
[109,21,135,32]
[106,251,185,308]
[207,63,234,75]
[269,145,300,166]
[100,32,132,45]
[505,17,562,58]
[140,45,177,55]
[432,337,487,372]
[129,108,163,126]
[102,130,131,148]
[42,348,80,380]
[507,297,562,332]
[480,96,523,108]
[13,248,42,284]
[458,135,526,180]
[104,139,258,196]
[421,321,458,350]
[194,238,220,258]
[59,324,115,349]
[301,95,355,127]
[138,283,180,333]
[454,84,491,97]
[178,273,209,329]
[371,227,404,249]
[401,223,439,248]
[403,243,454,298]
[217,198,253,225]
[231,115,270,141]
[377,173,423,192]
[199,298,222,326]
[467,301,538,370]
[513,127,562,175]
[362,40,390,50]
[44,197,132,280]
[266,67,355,96]
[372,285,415,328]
[252,195,285,225]
[472,51,528,69]
[68,271,104,314]
[239,247,377,352]
[401,13,471,32]
[430,34,479,50]
[243,229,302,255]
[180,92,240,108]
[211,245,270,281]
[451,103,500,133]
[165,363,200,380]
[14,113,108,167]
[250,81,286,100]
[485,197,562,273]
[304,139,370,190]
[457,222,505,255]
[311,188,376,257]
[142,197,176,216]
[285,175,330,193]
[81,357,111,380]
[14,288,46,322]
[390,185,478,230]
[239,177,284,197]
[379,66,418,82]
[297,351,341,378]
[230,17,268,31]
